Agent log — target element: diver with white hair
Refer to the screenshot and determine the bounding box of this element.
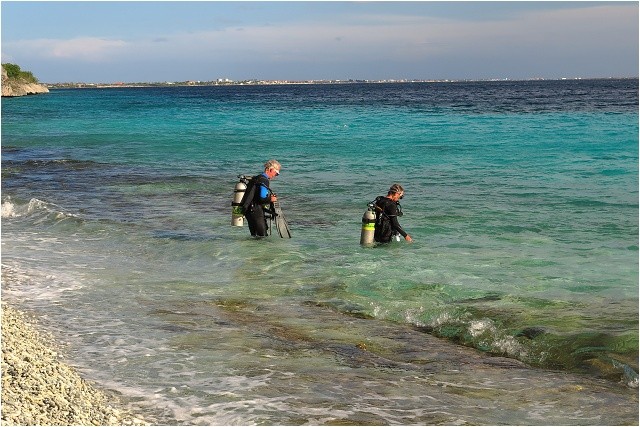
[244,159,282,237]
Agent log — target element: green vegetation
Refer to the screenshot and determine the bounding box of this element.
[2,63,38,83]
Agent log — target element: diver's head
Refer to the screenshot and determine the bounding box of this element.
[264,159,282,178]
[387,183,404,201]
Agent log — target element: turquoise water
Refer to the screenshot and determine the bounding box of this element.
[2,81,638,424]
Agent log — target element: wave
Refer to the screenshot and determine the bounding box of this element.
[427,311,639,388]
[2,196,83,225]
[315,295,639,389]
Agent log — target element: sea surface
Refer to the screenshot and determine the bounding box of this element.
[2,80,638,425]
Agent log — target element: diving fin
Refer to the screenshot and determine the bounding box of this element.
[271,201,292,238]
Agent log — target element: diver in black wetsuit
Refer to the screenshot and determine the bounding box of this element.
[373,183,413,243]
[245,160,281,237]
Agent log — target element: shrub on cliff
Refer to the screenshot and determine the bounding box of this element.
[2,64,48,97]
[2,63,38,83]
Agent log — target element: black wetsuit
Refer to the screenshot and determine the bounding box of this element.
[245,173,272,237]
[373,196,408,243]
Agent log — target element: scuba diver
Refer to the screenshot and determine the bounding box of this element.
[243,159,282,237]
[373,183,413,243]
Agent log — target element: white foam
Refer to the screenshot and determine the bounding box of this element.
[468,319,494,338]
[1,262,85,302]
[404,306,427,326]
[494,336,527,359]
[2,197,81,222]
[1,198,17,218]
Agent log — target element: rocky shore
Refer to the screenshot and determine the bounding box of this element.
[1,304,148,426]
[1,66,49,97]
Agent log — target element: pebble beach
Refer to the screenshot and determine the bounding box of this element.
[1,303,147,426]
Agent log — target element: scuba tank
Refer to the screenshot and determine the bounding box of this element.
[231,175,248,226]
[360,202,376,246]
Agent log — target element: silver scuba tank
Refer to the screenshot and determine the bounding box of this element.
[231,176,247,226]
[360,204,376,246]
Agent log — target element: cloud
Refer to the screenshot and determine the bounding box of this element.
[4,37,127,62]
[3,3,636,81]
[123,4,636,65]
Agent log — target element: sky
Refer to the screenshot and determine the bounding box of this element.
[1,1,638,83]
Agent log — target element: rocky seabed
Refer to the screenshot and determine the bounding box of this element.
[1,304,148,426]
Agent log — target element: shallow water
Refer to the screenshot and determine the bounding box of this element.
[2,80,638,424]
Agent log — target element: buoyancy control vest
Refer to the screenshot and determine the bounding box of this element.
[373,196,403,243]
[240,174,271,214]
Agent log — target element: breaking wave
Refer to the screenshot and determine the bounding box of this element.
[2,196,82,225]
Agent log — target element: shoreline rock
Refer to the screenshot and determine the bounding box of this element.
[1,303,148,426]
[1,66,49,97]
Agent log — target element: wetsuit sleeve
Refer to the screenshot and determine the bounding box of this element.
[386,203,408,238]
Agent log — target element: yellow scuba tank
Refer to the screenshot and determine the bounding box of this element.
[231,176,247,226]
[360,204,376,246]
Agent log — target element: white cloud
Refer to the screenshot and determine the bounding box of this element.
[5,37,127,62]
[3,3,636,80]
[118,4,636,64]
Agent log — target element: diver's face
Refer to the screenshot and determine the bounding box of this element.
[267,167,280,179]
[392,192,404,202]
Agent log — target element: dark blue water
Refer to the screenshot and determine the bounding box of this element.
[2,79,638,424]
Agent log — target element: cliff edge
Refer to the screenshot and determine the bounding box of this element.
[2,65,49,97]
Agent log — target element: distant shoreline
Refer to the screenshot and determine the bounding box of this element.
[44,76,638,90]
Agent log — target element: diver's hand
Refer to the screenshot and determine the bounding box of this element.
[269,194,277,202]
[405,234,413,243]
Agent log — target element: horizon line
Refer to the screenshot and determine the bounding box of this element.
[43,76,640,86]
